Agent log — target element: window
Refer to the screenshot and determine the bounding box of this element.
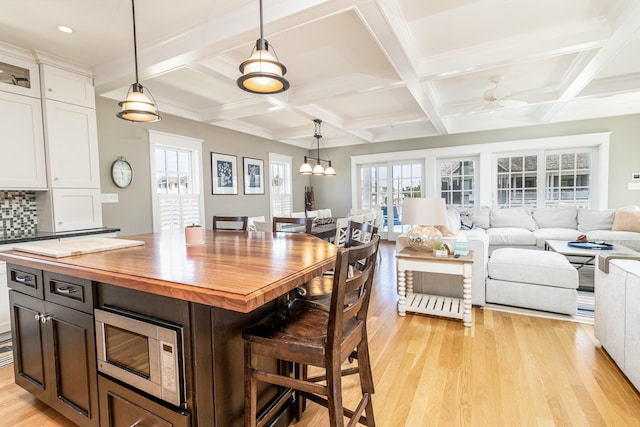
[269,153,292,218]
[439,158,477,207]
[496,154,538,208]
[149,131,204,231]
[545,151,591,207]
[494,148,594,208]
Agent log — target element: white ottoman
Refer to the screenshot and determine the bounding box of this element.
[486,248,579,315]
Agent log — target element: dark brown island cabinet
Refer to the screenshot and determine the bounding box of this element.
[2,230,337,427]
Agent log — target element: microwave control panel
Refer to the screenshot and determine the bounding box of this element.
[161,342,177,392]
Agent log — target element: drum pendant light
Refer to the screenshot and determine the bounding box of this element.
[117,0,161,122]
[237,0,290,94]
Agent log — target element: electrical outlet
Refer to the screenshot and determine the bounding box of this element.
[101,193,119,203]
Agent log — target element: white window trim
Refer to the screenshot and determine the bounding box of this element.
[268,152,292,219]
[148,130,205,231]
[351,132,610,209]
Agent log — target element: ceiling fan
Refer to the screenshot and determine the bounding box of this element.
[482,77,527,109]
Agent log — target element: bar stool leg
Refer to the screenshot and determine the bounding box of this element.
[244,341,257,427]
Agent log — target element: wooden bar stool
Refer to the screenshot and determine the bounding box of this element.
[243,235,380,427]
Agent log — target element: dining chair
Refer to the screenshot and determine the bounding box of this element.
[272,216,312,234]
[253,221,273,232]
[243,235,380,427]
[212,215,248,231]
[247,216,266,231]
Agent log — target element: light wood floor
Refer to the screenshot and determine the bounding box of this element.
[2,241,640,426]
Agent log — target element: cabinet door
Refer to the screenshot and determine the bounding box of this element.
[51,189,103,232]
[41,64,95,108]
[0,91,47,188]
[44,99,100,188]
[46,301,99,427]
[9,290,49,403]
[98,375,191,427]
[0,263,8,334]
[0,53,41,98]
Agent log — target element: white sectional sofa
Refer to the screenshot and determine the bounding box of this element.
[396,205,640,308]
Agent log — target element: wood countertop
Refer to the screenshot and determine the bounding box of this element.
[0,229,338,313]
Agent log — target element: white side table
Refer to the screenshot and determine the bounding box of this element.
[396,248,474,327]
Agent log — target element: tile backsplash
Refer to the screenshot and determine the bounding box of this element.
[0,191,38,237]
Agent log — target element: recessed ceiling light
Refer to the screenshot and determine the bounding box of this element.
[57,25,74,34]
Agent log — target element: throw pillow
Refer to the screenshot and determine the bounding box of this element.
[465,206,491,229]
[490,207,538,231]
[611,210,640,232]
[460,212,475,230]
[577,209,614,231]
[445,209,461,233]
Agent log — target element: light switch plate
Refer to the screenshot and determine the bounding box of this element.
[101,193,119,203]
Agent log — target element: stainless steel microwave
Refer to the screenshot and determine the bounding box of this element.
[95,306,185,407]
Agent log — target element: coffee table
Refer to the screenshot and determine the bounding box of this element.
[545,239,640,269]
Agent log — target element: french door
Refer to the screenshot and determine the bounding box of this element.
[359,161,422,240]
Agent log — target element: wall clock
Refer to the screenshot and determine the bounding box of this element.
[111,158,133,188]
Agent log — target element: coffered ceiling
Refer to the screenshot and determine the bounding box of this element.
[2,0,640,150]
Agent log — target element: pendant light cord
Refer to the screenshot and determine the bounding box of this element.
[131,0,140,86]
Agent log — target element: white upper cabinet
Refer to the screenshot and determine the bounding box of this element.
[0,91,47,189]
[40,64,95,108]
[0,52,41,98]
[43,99,100,188]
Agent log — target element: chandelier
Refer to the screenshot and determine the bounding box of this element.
[299,119,335,176]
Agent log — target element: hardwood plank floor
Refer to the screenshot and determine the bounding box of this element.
[1,241,639,426]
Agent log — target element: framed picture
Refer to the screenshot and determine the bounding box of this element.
[211,152,238,195]
[243,157,265,195]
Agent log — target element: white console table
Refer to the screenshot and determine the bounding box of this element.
[396,248,474,327]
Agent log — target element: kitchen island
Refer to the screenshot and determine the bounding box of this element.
[0,229,337,427]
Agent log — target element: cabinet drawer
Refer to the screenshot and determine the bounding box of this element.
[44,271,95,314]
[7,264,43,298]
[98,375,191,427]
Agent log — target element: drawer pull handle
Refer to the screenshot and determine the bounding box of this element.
[15,274,34,284]
[56,286,77,295]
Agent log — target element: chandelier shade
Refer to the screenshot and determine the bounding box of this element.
[237,0,289,94]
[298,119,335,176]
[117,0,160,122]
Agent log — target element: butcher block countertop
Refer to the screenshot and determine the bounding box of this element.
[0,229,338,313]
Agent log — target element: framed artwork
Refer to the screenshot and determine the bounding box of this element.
[211,152,238,195]
[243,157,265,195]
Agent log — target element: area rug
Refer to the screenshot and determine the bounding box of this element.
[0,340,13,367]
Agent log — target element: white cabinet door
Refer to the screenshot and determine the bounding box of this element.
[0,92,47,188]
[0,262,8,335]
[41,64,95,108]
[44,100,100,188]
[51,189,103,232]
[0,52,41,98]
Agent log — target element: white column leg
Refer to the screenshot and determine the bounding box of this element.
[462,264,472,327]
[397,266,406,316]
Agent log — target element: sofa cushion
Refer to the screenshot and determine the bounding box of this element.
[490,208,538,231]
[586,230,640,251]
[611,210,640,233]
[488,248,578,289]
[533,206,577,229]
[486,227,536,246]
[577,209,614,231]
[532,228,583,249]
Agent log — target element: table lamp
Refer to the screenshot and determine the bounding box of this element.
[401,198,448,252]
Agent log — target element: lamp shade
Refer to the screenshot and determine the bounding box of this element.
[402,198,447,226]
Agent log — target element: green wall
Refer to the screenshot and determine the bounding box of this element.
[311,113,640,216]
[96,98,310,236]
[96,95,640,236]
